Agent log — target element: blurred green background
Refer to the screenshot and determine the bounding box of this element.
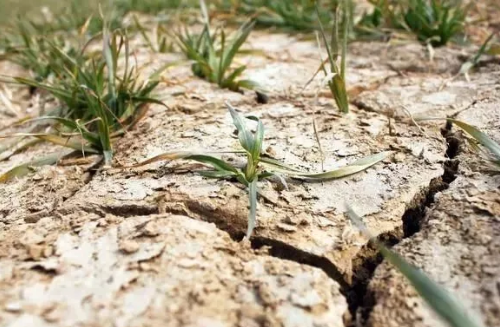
[0,0,64,22]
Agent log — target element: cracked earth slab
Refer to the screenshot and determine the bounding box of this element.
[0,16,498,327]
[58,98,446,283]
[353,64,500,119]
[364,162,500,327]
[0,214,347,327]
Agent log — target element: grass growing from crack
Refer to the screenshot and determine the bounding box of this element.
[316,0,350,113]
[346,207,486,327]
[0,29,166,181]
[130,102,391,237]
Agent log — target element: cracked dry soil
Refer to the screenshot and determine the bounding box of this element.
[0,24,500,327]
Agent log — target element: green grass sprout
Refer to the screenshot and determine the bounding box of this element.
[316,0,350,113]
[346,207,486,327]
[130,102,391,238]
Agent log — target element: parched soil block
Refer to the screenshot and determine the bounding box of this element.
[0,214,347,327]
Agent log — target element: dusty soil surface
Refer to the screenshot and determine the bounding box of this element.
[1,16,500,327]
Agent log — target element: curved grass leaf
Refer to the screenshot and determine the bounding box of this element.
[0,153,61,183]
[247,177,258,238]
[346,207,485,327]
[130,151,240,175]
[34,134,99,154]
[448,119,500,161]
[264,151,392,180]
[227,102,255,153]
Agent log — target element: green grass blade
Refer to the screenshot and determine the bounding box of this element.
[448,119,500,160]
[346,207,486,327]
[198,170,238,179]
[246,177,258,238]
[130,151,240,174]
[269,151,391,180]
[316,4,338,75]
[252,119,264,160]
[220,20,255,77]
[226,102,254,153]
[34,134,99,154]
[340,0,348,80]
[0,153,61,183]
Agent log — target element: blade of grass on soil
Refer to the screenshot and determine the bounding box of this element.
[128,103,390,237]
[448,118,500,165]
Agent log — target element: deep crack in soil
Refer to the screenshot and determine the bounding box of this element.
[343,121,463,327]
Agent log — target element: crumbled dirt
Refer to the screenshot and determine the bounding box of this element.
[1,17,500,327]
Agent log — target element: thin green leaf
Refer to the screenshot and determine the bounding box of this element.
[130,151,240,175]
[35,134,99,154]
[252,120,264,160]
[266,151,391,180]
[0,153,61,183]
[246,177,258,238]
[226,102,254,153]
[448,119,500,160]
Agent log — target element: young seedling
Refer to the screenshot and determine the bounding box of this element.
[346,207,485,327]
[316,0,350,113]
[0,29,166,182]
[130,102,391,238]
[403,0,468,47]
[175,5,263,94]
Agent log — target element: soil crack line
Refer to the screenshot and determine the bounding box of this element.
[344,121,462,327]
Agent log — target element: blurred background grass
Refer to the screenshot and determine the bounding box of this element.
[0,0,65,22]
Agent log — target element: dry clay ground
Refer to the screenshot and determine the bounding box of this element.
[0,22,499,327]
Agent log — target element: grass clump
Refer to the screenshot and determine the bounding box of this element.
[230,0,338,32]
[0,29,165,178]
[176,15,261,93]
[403,0,468,46]
[346,207,486,327]
[131,102,391,237]
[0,18,85,84]
[356,0,468,46]
[316,0,350,113]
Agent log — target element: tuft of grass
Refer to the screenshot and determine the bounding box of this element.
[0,29,166,175]
[346,207,486,327]
[355,0,469,46]
[402,0,469,46]
[0,18,86,84]
[316,0,350,113]
[216,0,355,33]
[175,16,261,93]
[130,102,391,237]
[116,0,198,14]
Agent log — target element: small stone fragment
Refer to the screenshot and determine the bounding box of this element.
[119,240,140,254]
